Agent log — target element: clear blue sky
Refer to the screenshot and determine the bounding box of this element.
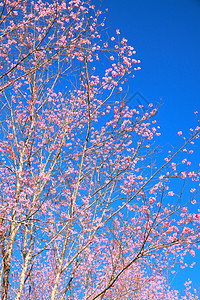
[99,0,200,294]
[101,0,200,142]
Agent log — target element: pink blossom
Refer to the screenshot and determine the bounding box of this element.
[181,171,187,179]
[182,227,191,234]
[168,191,174,196]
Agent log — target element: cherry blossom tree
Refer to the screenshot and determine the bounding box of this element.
[0,0,199,299]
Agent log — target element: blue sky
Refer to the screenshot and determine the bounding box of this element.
[101,0,200,142]
[99,0,200,294]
